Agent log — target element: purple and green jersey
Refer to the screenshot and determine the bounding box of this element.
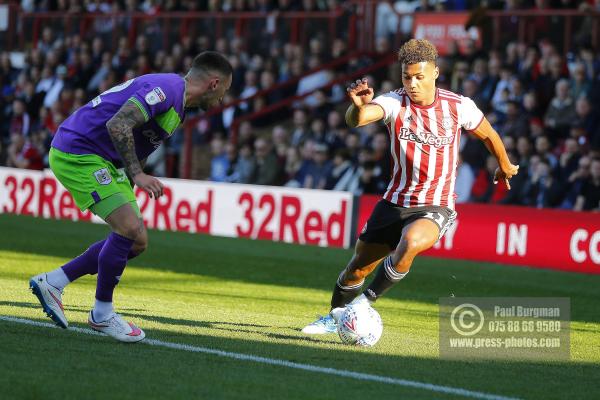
[51,73,186,167]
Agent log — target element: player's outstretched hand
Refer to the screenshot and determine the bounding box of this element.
[347,77,374,107]
[133,172,164,199]
[494,163,519,190]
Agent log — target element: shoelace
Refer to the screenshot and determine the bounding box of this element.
[108,314,133,333]
[315,315,333,325]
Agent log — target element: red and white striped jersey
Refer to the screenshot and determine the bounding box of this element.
[371,88,484,210]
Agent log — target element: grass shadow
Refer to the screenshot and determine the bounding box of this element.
[2,214,600,326]
[1,315,599,399]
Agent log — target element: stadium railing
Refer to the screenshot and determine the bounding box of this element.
[179,50,395,178]
[4,7,356,52]
[226,53,398,139]
[6,4,598,55]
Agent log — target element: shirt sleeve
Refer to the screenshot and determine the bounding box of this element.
[459,96,485,131]
[128,81,177,122]
[370,92,401,125]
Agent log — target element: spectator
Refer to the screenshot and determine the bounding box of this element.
[522,90,543,120]
[42,65,67,109]
[284,146,303,186]
[8,99,31,137]
[536,53,567,110]
[371,131,391,181]
[574,158,600,211]
[325,148,354,190]
[502,136,516,153]
[491,64,514,112]
[470,155,508,203]
[324,110,346,151]
[271,125,289,159]
[239,70,258,112]
[558,137,582,182]
[249,137,280,186]
[562,155,591,208]
[450,60,469,93]
[303,143,332,189]
[210,137,229,182]
[484,57,501,103]
[535,135,558,169]
[521,157,564,208]
[37,27,54,56]
[569,62,592,99]
[296,56,333,107]
[544,79,576,138]
[260,70,283,105]
[290,108,311,146]
[6,133,43,170]
[237,121,256,147]
[462,78,486,111]
[288,139,317,187]
[0,52,17,87]
[334,147,385,195]
[496,100,529,138]
[221,142,241,183]
[86,53,109,92]
[358,160,386,194]
[455,154,475,203]
[499,151,528,205]
[231,142,255,184]
[307,89,333,121]
[309,118,327,144]
[573,96,598,140]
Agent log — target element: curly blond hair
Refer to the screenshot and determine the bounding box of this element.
[398,39,438,65]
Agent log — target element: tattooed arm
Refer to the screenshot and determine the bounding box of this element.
[106,101,164,198]
[128,158,147,189]
[106,101,146,177]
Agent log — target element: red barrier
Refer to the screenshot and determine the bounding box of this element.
[412,13,482,56]
[356,195,600,275]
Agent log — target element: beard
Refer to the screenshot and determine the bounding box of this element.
[193,91,221,111]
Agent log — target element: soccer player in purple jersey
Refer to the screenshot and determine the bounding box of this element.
[29,51,232,342]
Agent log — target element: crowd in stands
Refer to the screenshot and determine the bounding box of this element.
[11,0,599,13]
[14,0,349,13]
[1,4,599,212]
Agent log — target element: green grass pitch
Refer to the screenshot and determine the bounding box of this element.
[0,213,599,399]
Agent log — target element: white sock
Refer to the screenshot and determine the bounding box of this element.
[93,300,114,322]
[46,268,70,290]
[350,293,372,306]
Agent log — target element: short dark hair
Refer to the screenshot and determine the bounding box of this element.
[190,51,232,77]
[334,148,351,161]
[398,39,438,65]
[538,157,551,166]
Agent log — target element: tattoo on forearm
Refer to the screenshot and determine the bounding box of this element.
[106,102,147,177]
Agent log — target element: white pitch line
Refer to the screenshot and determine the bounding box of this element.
[1,315,519,400]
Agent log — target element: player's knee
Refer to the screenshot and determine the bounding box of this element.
[118,219,145,241]
[131,229,148,255]
[131,242,147,256]
[402,232,435,254]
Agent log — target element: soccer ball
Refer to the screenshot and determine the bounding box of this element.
[337,304,383,347]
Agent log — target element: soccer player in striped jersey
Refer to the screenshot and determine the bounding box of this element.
[29,52,232,342]
[302,39,519,334]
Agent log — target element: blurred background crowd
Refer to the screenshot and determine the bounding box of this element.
[1,0,599,211]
